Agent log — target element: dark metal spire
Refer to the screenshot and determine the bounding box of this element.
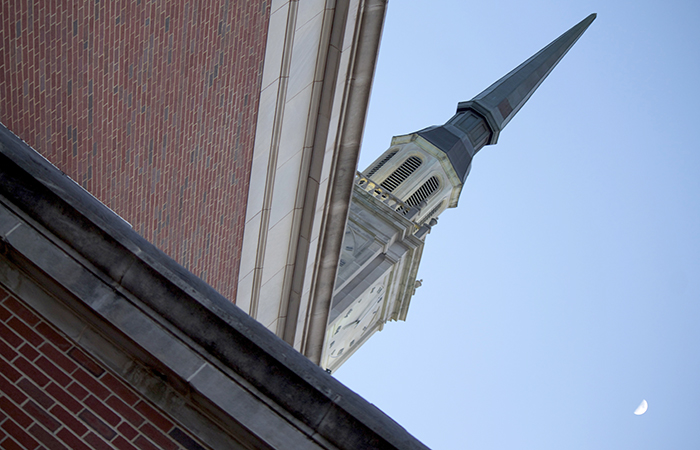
[417,14,596,182]
[459,13,597,145]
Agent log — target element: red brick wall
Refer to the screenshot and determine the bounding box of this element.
[0,284,212,450]
[0,0,270,302]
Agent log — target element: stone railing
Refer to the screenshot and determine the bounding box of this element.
[354,171,409,213]
[355,172,434,237]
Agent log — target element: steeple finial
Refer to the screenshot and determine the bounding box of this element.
[459,13,597,145]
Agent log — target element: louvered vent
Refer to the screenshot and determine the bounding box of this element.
[380,156,422,192]
[402,176,440,214]
[366,151,397,178]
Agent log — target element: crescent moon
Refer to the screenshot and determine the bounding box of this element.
[634,399,648,415]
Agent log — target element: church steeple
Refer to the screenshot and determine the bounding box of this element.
[326,15,597,372]
[416,14,596,183]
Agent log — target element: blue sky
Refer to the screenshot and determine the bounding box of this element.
[335,1,700,448]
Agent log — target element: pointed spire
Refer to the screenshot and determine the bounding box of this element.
[458,13,596,145]
[415,14,595,183]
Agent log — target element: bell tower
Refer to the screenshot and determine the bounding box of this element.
[320,14,596,372]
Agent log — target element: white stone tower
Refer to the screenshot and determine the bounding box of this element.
[321,14,596,372]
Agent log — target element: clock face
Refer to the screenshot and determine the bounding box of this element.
[327,280,386,362]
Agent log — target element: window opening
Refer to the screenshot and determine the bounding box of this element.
[366,151,397,178]
[400,176,440,215]
[380,156,422,192]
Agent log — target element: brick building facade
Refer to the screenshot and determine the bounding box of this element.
[0,0,421,447]
[0,286,211,450]
[1,0,269,300]
[1,0,389,363]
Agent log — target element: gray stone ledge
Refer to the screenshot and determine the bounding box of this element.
[0,116,428,450]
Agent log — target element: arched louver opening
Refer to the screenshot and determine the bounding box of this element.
[366,151,397,179]
[380,156,422,192]
[401,176,440,215]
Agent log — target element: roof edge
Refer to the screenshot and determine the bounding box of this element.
[0,123,429,450]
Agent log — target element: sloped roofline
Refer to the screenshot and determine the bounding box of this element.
[0,123,429,449]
